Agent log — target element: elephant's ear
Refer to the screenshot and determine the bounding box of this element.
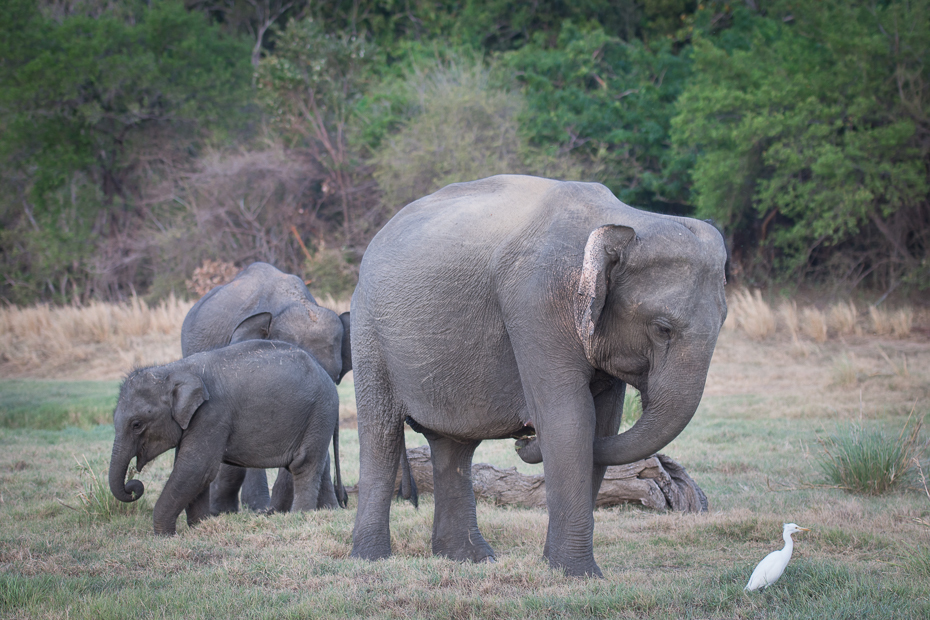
[231,312,272,344]
[170,373,209,430]
[575,225,636,351]
[338,311,351,383]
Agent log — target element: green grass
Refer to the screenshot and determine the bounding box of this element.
[818,417,925,495]
[1,374,930,619]
[0,379,120,429]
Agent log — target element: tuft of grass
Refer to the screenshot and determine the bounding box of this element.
[869,306,913,338]
[728,289,776,340]
[800,307,828,343]
[830,353,859,387]
[828,301,860,337]
[891,308,914,338]
[778,300,800,341]
[901,544,930,579]
[818,415,926,495]
[66,455,149,521]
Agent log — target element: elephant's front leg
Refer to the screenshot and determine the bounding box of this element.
[425,434,495,563]
[534,386,602,577]
[153,448,221,535]
[590,375,626,506]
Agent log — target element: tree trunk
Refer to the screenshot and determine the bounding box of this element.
[348,445,707,513]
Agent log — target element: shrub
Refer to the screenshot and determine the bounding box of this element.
[304,245,359,300]
[818,417,925,495]
[186,260,240,298]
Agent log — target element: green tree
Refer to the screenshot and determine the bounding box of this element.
[0,0,253,302]
[503,22,693,212]
[672,1,929,290]
[255,17,373,243]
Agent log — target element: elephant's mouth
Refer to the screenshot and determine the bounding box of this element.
[510,424,536,439]
[135,453,149,472]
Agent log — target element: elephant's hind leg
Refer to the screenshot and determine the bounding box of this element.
[210,463,246,514]
[289,457,325,513]
[315,454,339,509]
[426,434,495,563]
[351,363,406,560]
[240,468,271,511]
[269,468,294,512]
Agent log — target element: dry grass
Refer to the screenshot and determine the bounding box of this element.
[0,295,193,379]
[0,294,353,380]
[800,307,829,343]
[726,289,923,343]
[828,301,861,337]
[726,289,777,340]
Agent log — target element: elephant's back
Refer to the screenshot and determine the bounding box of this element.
[181,262,317,356]
[368,175,557,257]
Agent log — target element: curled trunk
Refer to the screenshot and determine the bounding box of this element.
[108,442,145,502]
[593,376,705,466]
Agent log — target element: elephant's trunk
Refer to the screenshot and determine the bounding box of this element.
[592,369,708,467]
[109,441,145,502]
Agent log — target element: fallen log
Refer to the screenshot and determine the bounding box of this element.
[348,445,707,513]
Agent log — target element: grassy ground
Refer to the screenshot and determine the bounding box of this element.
[1,297,929,618]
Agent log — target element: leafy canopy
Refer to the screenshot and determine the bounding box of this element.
[673,1,929,284]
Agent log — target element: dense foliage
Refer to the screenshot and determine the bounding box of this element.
[1,0,927,303]
[673,1,930,291]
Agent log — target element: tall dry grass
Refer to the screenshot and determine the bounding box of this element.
[725,289,920,343]
[0,295,194,379]
[0,294,353,380]
[726,289,777,340]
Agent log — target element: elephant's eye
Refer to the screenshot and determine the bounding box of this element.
[131,421,142,431]
[652,321,674,341]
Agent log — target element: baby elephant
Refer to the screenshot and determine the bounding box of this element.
[108,340,344,535]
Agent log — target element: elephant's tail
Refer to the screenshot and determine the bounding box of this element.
[398,440,418,509]
[333,423,348,508]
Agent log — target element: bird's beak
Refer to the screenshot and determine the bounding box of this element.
[799,527,811,532]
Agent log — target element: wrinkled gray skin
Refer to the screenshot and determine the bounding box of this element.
[181,262,350,513]
[351,175,727,577]
[109,340,343,535]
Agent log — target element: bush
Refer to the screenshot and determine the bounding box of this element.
[818,417,926,495]
[304,245,358,300]
[370,54,533,213]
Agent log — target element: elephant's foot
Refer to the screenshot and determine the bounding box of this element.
[350,530,393,561]
[544,550,603,578]
[433,529,496,564]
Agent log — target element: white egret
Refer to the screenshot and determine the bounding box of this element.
[744,523,810,591]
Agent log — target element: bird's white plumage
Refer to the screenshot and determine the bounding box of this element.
[744,523,810,591]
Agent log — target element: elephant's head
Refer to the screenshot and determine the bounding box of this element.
[230,307,351,384]
[574,217,727,466]
[109,367,209,502]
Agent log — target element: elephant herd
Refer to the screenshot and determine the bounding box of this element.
[109,174,728,577]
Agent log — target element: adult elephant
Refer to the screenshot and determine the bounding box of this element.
[350,175,727,577]
[181,262,350,513]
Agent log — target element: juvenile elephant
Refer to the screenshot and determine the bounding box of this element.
[181,262,350,513]
[350,175,727,577]
[108,340,344,535]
